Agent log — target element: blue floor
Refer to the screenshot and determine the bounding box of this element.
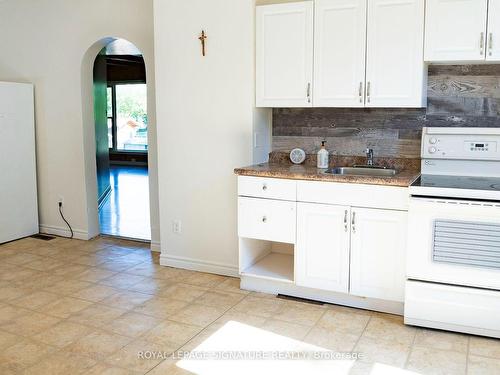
[99,165,151,241]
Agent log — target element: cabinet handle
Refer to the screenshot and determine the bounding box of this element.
[262,216,267,223]
[344,210,348,232]
[489,33,493,56]
[262,184,267,191]
[366,82,371,103]
[351,211,356,233]
[358,82,363,103]
[307,83,311,103]
[480,32,485,55]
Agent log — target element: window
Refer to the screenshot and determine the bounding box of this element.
[106,83,148,152]
[107,87,114,149]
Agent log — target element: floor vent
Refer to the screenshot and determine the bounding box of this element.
[30,234,56,241]
[277,294,325,306]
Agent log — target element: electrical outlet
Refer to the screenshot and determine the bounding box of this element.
[172,220,182,234]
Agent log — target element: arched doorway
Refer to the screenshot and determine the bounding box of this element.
[94,39,150,241]
[82,37,154,243]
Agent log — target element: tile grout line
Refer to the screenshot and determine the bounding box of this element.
[299,305,329,342]
[465,335,471,374]
[352,312,371,354]
[403,327,418,370]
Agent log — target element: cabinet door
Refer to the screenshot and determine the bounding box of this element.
[487,0,500,60]
[350,207,407,302]
[256,2,313,107]
[365,0,425,107]
[313,0,367,107]
[425,0,488,61]
[296,203,350,293]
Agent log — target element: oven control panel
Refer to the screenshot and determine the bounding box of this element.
[466,141,496,153]
[421,128,500,160]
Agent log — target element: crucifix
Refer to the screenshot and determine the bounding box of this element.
[198,30,207,57]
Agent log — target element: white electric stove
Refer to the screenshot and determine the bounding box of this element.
[405,127,500,338]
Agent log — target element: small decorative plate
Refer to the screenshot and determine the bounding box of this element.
[290,148,306,164]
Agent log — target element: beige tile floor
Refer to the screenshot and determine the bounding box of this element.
[0,236,499,374]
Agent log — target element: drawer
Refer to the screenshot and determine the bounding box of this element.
[238,176,296,201]
[405,280,500,336]
[238,197,296,244]
[297,180,409,211]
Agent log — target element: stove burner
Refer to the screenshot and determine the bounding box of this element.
[491,184,500,190]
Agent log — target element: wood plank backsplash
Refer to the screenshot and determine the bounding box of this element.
[272,65,500,158]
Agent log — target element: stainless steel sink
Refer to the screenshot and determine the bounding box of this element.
[324,166,396,177]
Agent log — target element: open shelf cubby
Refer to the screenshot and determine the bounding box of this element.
[239,238,294,283]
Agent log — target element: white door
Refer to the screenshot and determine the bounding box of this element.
[350,207,407,302]
[296,203,350,293]
[313,0,367,107]
[487,0,500,60]
[256,2,314,107]
[425,0,488,61]
[365,0,425,107]
[0,82,38,244]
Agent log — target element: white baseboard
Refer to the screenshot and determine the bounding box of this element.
[160,254,238,277]
[39,224,89,241]
[150,241,161,253]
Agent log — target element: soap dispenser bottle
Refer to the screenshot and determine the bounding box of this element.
[317,141,329,169]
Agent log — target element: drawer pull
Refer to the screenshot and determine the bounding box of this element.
[262,216,267,223]
[352,211,356,233]
[262,184,268,191]
[344,210,348,232]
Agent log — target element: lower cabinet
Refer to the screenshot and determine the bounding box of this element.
[350,207,407,302]
[238,176,409,306]
[295,202,407,302]
[296,203,350,293]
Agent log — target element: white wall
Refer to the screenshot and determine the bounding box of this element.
[154,0,271,275]
[0,0,161,247]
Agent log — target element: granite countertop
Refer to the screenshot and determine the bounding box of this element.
[234,153,421,188]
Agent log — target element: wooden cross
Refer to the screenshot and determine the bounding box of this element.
[198,30,207,57]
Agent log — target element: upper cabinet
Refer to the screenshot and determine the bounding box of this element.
[424,0,500,62]
[313,0,367,107]
[487,0,500,60]
[425,0,488,61]
[256,0,425,108]
[256,2,314,107]
[365,0,425,108]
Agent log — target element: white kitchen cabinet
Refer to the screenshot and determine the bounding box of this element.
[487,0,500,60]
[365,0,425,107]
[313,0,367,107]
[256,2,313,107]
[237,176,408,313]
[296,203,350,293]
[256,0,425,108]
[350,207,407,302]
[425,0,488,61]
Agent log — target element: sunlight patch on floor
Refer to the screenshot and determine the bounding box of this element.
[175,321,356,375]
[369,363,421,375]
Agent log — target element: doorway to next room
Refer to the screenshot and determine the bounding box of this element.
[93,39,151,241]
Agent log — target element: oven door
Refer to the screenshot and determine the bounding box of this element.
[407,196,500,290]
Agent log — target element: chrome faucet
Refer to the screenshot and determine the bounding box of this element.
[365,148,374,166]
